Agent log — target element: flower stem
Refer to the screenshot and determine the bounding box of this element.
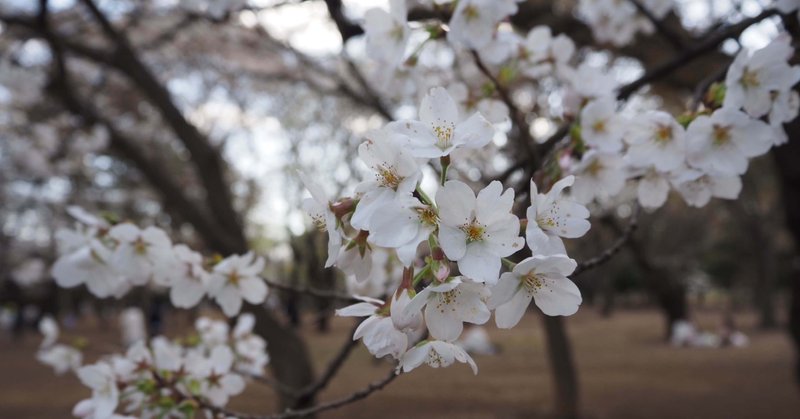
[440,155,450,186]
[416,186,434,207]
[502,258,517,270]
[413,265,431,287]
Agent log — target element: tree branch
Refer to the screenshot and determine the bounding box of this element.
[574,204,640,277]
[291,320,361,406]
[77,0,247,254]
[471,50,540,168]
[628,0,686,51]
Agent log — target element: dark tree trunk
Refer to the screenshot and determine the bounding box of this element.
[541,315,580,419]
[772,122,800,387]
[626,237,688,340]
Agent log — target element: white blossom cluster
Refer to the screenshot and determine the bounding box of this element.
[303,86,590,374]
[51,207,269,317]
[568,35,800,209]
[37,314,268,419]
[363,2,799,211]
[313,2,800,374]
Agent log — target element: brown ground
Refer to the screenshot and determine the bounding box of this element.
[1,308,798,418]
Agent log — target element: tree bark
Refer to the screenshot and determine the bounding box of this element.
[772,123,800,387]
[541,315,580,419]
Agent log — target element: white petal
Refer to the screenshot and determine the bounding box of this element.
[495,289,532,329]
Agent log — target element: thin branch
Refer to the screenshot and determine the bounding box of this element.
[262,276,359,303]
[343,56,393,120]
[628,0,686,51]
[206,367,400,419]
[237,371,303,397]
[291,320,361,406]
[77,0,248,255]
[573,204,640,277]
[471,50,540,168]
[617,9,779,100]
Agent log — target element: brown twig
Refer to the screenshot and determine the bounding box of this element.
[628,0,686,51]
[471,50,540,168]
[261,277,359,303]
[205,367,400,419]
[291,320,362,406]
[573,204,641,277]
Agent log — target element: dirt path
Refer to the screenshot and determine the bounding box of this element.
[1,308,797,418]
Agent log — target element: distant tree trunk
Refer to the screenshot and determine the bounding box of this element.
[626,237,688,340]
[773,121,800,387]
[599,274,616,318]
[541,315,580,419]
[730,200,779,329]
[754,240,778,330]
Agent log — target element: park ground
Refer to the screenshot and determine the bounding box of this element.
[1,307,798,418]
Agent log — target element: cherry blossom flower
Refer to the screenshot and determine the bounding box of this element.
[208,252,268,317]
[38,345,83,375]
[436,180,524,284]
[686,107,773,176]
[364,0,410,70]
[188,346,246,407]
[232,314,270,376]
[391,287,424,334]
[387,87,494,158]
[563,63,619,107]
[526,176,590,256]
[336,236,376,283]
[671,169,742,208]
[367,195,437,266]
[52,239,128,298]
[405,277,490,341]
[636,169,672,210]
[447,0,519,50]
[580,96,625,153]
[108,224,173,286]
[724,36,800,118]
[196,316,230,347]
[521,26,575,78]
[624,110,686,172]
[168,244,210,309]
[489,255,580,329]
[351,130,422,230]
[768,89,799,146]
[76,363,119,419]
[39,316,59,348]
[300,171,343,267]
[399,340,478,374]
[336,297,409,359]
[569,151,627,204]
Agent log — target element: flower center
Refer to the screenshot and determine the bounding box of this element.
[433,123,455,150]
[227,271,240,286]
[591,119,607,134]
[133,238,147,255]
[586,159,604,177]
[741,68,759,88]
[712,124,731,146]
[427,348,445,367]
[655,124,672,144]
[433,288,461,313]
[416,206,438,226]
[311,214,327,231]
[523,273,544,295]
[463,5,480,21]
[461,221,486,242]
[376,165,401,189]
